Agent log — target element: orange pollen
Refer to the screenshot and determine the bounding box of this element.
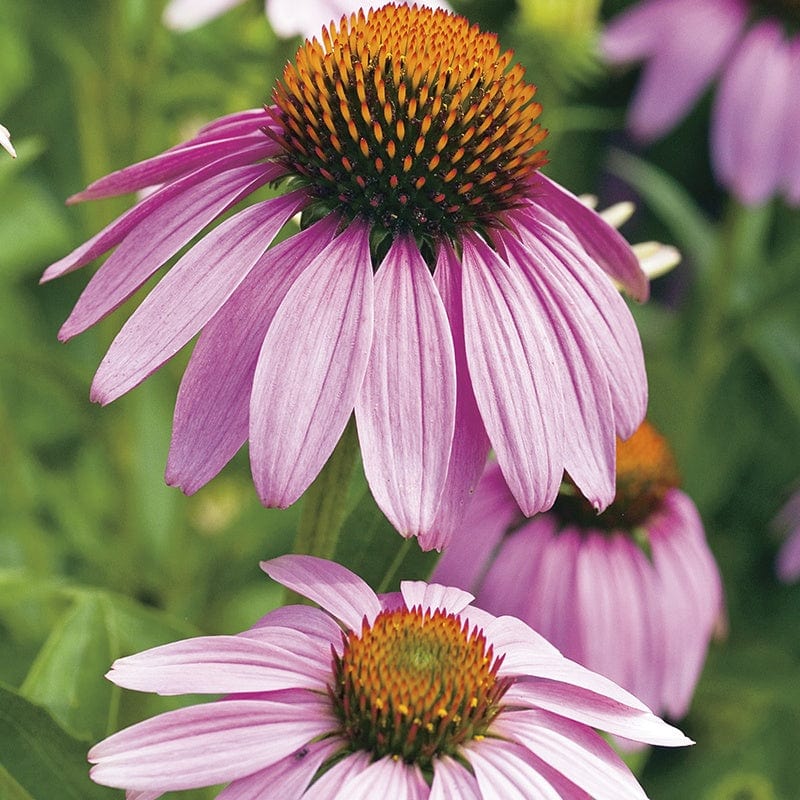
[330,605,510,767]
[269,3,548,240]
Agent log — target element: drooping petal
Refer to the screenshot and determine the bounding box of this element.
[526,174,648,301]
[260,555,382,631]
[783,41,800,205]
[331,756,428,800]
[464,738,562,800]
[88,694,333,792]
[777,526,800,583]
[300,752,372,800]
[431,461,520,592]
[493,710,648,800]
[498,229,615,510]
[165,215,338,494]
[461,233,565,517]
[249,220,373,508]
[355,234,457,539]
[712,21,793,205]
[602,0,747,141]
[244,602,344,645]
[163,0,245,30]
[0,124,16,158]
[429,755,481,800]
[217,738,342,800]
[513,207,647,440]
[90,190,305,404]
[424,242,491,550]
[399,581,474,615]
[41,142,277,282]
[105,634,330,695]
[59,163,279,339]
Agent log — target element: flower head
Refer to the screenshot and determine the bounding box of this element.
[0,124,15,158]
[774,488,800,582]
[603,0,800,206]
[44,5,648,549]
[88,555,690,798]
[434,420,724,724]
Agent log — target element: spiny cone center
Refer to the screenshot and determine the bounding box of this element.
[556,420,681,531]
[331,606,510,767]
[271,4,548,243]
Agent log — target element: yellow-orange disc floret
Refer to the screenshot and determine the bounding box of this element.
[331,606,511,767]
[270,4,548,241]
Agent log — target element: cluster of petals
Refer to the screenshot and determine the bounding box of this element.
[163,0,452,35]
[0,124,15,158]
[775,488,800,583]
[434,461,724,724]
[42,97,648,550]
[603,0,800,206]
[88,554,691,798]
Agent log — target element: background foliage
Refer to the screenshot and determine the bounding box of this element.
[1,1,798,798]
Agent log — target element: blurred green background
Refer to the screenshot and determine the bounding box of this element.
[1,1,799,798]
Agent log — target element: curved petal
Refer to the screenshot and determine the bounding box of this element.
[245,603,344,644]
[526,175,648,301]
[301,752,371,800]
[430,755,481,800]
[163,0,245,30]
[165,215,338,494]
[355,234,457,539]
[461,233,565,517]
[333,756,428,800]
[498,229,615,510]
[105,634,330,695]
[399,581,474,615]
[59,163,278,339]
[88,694,334,792]
[249,220,373,507]
[217,738,342,800]
[424,241,491,550]
[0,124,15,158]
[712,21,792,205]
[431,461,520,592]
[91,190,306,404]
[777,527,800,583]
[493,710,648,800]
[260,555,382,631]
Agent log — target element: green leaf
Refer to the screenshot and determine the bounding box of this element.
[0,684,118,800]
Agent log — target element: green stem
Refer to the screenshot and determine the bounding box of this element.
[290,415,360,559]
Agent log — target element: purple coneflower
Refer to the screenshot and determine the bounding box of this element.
[775,489,800,582]
[0,124,15,158]
[163,0,452,34]
[88,554,690,798]
[603,0,800,206]
[44,5,648,549]
[434,420,724,725]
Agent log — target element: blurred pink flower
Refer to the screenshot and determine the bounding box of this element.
[44,6,648,549]
[434,421,724,727]
[775,489,800,582]
[603,0,800,206]
[88,554,690,798]
[163,0,452,34]
[0,124,15,158]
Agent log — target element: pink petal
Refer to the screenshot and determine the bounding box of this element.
[245,602,344,645]
[217,738,342,800]
[301,752,372,800]
[464,738,562,800]
[429,755,481,800]
[424,242,491,551]
[163,0,246,30]
[249,220,373,508]
[165,215,338,494]
[777,527,800,583]
[431,461,520,591]
[90,190,305,404]
[105,634,330,694]
[399,581,474,615]
[498,229,615,510]
[514,207,647,441]
[461,233,565,517]
[526,175,648,302]
[332,757,428,800]
[355,234,457,539]
[494,709,648,800]
[88,694,333,791]
[59,163,278,339]
[71,134,278,202]
[260,555,382,631]
[712,21,793,205]
[41,142,277,283]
